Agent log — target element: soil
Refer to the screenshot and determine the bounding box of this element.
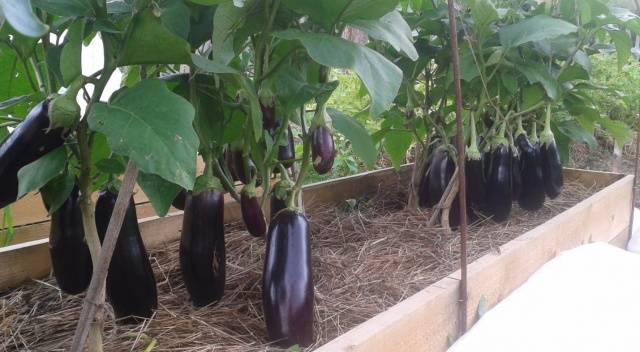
[1,178,603,351]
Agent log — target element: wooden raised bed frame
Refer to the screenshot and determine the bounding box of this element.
[0,166,633,352]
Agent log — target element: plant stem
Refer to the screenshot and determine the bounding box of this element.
[212,157,240,201]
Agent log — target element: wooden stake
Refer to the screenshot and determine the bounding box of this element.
[445,0,470,336]
[70,161,140,351]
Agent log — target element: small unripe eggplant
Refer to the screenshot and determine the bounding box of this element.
[96,189,157,323]
[485,144,512,222]
[0,100,66,208]
[311,126,335,175]
[49,186,92,295]
[278,126,295,169]
[516,134,545,211]
[172,189,187,210]
[541,139,563,199]
[263,209,314,347]
[180,189,226,306]
[241,185,266,237]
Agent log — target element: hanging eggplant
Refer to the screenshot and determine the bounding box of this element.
[261,102,279,134]
[311,125,335,175]
[49,186,92,295]
[485,124,512,222]
[428,147,455,206]
[511,146,522,201]
[516,124,546,211]
[241,183,266,237]
[224,147,260,185]
[180,188,226,306]
[0,100,66,208]
[263,209,314,347]
[540,105,563,199]
[278,126,295,169]
[172,189,187,210]
[95,189,157,323]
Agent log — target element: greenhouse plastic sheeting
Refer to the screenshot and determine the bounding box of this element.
[448,242,640,352]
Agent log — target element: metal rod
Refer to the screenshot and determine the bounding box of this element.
[445,0,469,336]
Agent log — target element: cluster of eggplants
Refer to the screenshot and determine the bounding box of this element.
[263,209,314,347]
[0,100,66,208]
[180,189,226,307]
[95,189,157,323]
[48,186,93,295]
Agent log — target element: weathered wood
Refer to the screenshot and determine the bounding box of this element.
[316,173,633,352]
[0,165,412,292]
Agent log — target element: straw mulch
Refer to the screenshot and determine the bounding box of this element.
[1,180,600,351]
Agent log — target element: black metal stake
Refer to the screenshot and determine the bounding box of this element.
[445,0,469,337]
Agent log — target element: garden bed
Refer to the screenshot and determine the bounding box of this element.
[0,166,633,351]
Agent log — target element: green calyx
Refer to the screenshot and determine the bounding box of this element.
[491,121,508,147]
[193,159,224,195]
[242,181,257,198]
[540,104,555,146]
[515,115,526,138]
[311,103,331,130]
[467,112,482,161]
[48,78,84,132]
[530,121,539,144]
[273,179,293,201]
[258,87,276,107]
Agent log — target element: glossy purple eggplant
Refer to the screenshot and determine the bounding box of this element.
[516,134,545,210]
[261,103,279,133]
[241,188,266,237]
[485,144,512,222]
[49,186,92,294]
[172,189,187,210]
[0,100,65,208]
[541,139,563,199]
[263,209,314,347]
[180,190,226,306]
[511,147,522,201]
[278,126,295,168]
[427,148,455,206]
[311,126,335,175]
[96,189,157,323]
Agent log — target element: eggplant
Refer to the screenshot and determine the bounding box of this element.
[172,189,187,210]
[270,195,287,221]
[428,148,455,206]
[95,189,157,323]
[49,186,92,295]
[241,186,267,237]
[516,134,545,210]
[511,147,522,201]
[485,144,512,222]
[180,189,226,306]
[224,148,260,185]
[263,209,314,347]
[311,126,335,175]
[465,158,486,206]
[278,126,295,169]
[0,100,65,208]
[541,139,563,199]
[261,103,279,133]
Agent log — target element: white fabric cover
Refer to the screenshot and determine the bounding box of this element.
[448,243,640,352]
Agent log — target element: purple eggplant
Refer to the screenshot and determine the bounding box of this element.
[541,139,563,199]
[172,189,187,210]
[278,126,295,168]
[263,209,314,347]
[485,144,512,222]
[516,133,545,210]
[180,190,226,306]
[311,126,335,175]
[241,185,266,237]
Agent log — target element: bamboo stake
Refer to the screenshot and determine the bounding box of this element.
[70,161,140,351]
[445,0,470,336]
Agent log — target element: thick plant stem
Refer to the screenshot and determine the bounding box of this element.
[71,161,139,352]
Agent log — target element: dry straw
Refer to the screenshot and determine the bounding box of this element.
[1,181,598,351]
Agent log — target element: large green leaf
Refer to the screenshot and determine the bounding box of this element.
[275,29,402,117]
[137,171,181,217]
[40,171,75,214]
[191,54,239,74]
[159,0,191,39]
[327,108,378,168]
[499,15,577,48]
[469,0,499,39]
[383,130,412,169]
[281,0,399,29]
[119,9,191,65]
[609,30,631,70]
[0,0,48,38]
[599,117,631,147]
[60,20,83,85]
[275,66,339,113]
[556,119,597,150]
[212,1,251,64]
[349,10,418,60]
[515,62,560,100]
[32,0,94,17]
[17,147,66,198]
[88,79,198,190]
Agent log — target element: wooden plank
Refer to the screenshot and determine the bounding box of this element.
[0,165,412,292]
[316,174,633,352]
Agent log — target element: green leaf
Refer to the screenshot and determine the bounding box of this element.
[599,117,631,147]
[40,171,75,215]
[238,77,263,142]
[17,147,66,198]
[88,79,198,190]
[0,0,48,38]
[191,54,239,74]
[499,15,577,48]
[281,0,399,29]
[119,9,192,65]
[349,10,418,60]
[556,119,597,150]
[60,20,83,85]
[515,62,560,100]
[275,29,402,117]
[383,130,412,169]
[137,171,181,217]
[609,30,631,70]
[95,158,126,174]
[522,84,545,109]
[0,94,32,110]
[327,108,378,168]
[558,64,590,83]
[160,0,191,39]
[32,0,94,17]
[275,66,339,113]
[470,0,499,38]
[188,0,227,4]
[212,1,250,64]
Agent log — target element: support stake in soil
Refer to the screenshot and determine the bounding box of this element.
[445,0,470,337]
